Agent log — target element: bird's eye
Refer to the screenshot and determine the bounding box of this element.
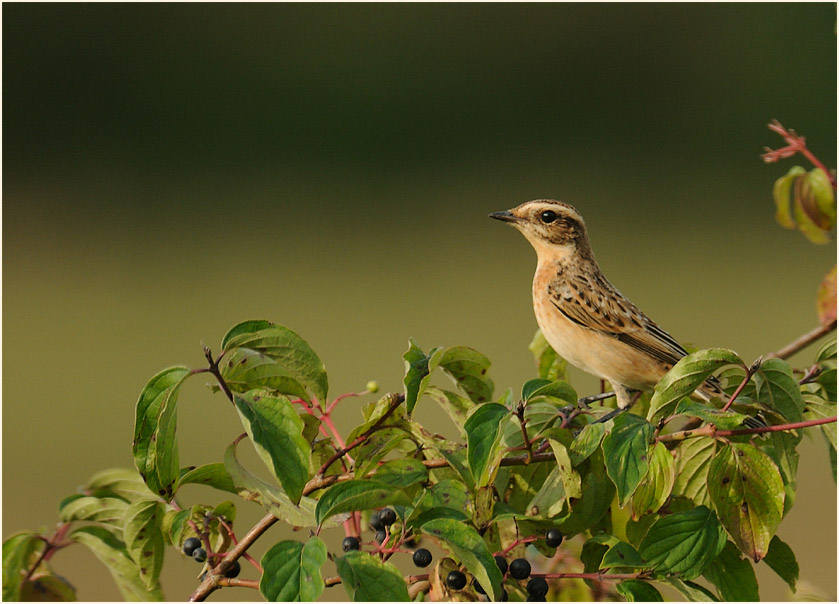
[540,210,558,223]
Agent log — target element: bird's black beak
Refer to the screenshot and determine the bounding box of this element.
[489,210,519,223]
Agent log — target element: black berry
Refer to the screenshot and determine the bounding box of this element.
[377,508,397,526]
[224,560,241,578]
[472,578,485,595]
[494,555,508,575]
[509,558,531,580]
[369,514,384,532]
[412,548,432,568]
[374,529,387,544]
[342,536,360,552]
[192,547,207,563]
[183,537,201,556]
[446,570,467,590]
[545,529,564,548]
[527,577,549,598]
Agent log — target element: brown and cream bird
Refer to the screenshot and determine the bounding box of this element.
[490,199,724,410]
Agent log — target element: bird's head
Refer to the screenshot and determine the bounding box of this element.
[489,199,591,260]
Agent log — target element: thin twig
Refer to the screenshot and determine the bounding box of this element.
[772,320,836,360]
[721,357,762,413]
[204,345,235,405]
[657,415,836,444]
[515,402,534,464]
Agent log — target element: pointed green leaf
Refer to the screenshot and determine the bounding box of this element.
[703,540,759,601]
[631,441,675,519]
[558,453,615,537]
[763,534,798,592]
[178,463,238,494]
[755,358,804,422]
[221,347,311,401]
[3,532,45,601]
[221,320,328,403]
[428,346,494,404]
[59,496,128,525]
[545,429,582,499]
[616,579,662,601]
[672,436,715,507]
[71,526,163,601]
[527,464,568,518]
[601,541,644,569]
[529,329,567,381]
[665,578,719,601]
[501,402,562,450]
[424,386,475,438]
[315,480,410,527]
[773,165,806,229]
[526,380,578,405]
[674,399,749,429]
[335,551,409,601]
[85,468,157,502]
[638,506,726,579]
[403,339,438,414]
[133,366,191,500]
[648,350,743,422]
[353,427,410,477]
[464,403,510,487]
[123,500,165,589]
[602,413,654,506]
[19,573,77,601]
[260,537,327,602]
[569,422,606,466]
[522,378,551,402]
[816,337,836,363]
[793,172,831,243]
[707,442,784,561]
[234,390,310,504]
[373,458,429,488]
[223,439,318,528]
[421,518,503,601]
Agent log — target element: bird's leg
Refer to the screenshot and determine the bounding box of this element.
[594,387,641,423]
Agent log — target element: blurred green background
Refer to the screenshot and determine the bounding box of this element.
[3,3,836,601]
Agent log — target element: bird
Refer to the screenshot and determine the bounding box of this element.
[490,199,725,411]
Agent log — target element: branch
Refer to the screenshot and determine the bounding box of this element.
[515,401,534,463]
[721,357,762,412]
[203,345,235,405]
[189,513,279,602]
[772,320,836,360]
[657,415,836,444]
[317,393,405,476]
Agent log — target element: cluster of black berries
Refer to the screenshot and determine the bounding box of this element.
[183,537,240,579]
[444,529,564,601]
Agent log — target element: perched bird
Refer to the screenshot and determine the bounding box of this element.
[490,199,724,410]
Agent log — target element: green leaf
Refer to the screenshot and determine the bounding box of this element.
[373,458,429,488]
[703,540,759,601]
[804,394,836,450]
[526,380,578,405]
[423,386,475,438]
[233,390,310,504]
[403,339,438,414]
[793,169,832,243]
[522,378,551,402]
[500,402,562,450]
[260,537,327,602]
[601,541,644,569]
[647,349,743,422]
[132,366,191,500]
[763,534,798,592]
[665,578,719,601]
[420,518,503,601]
[221,320,328,403]
[353,427,411,477]
[631,441,675,519]
[816,336,836,363]
[773,165,806,229]
[464,403,510,488]
[71,526,163,601]
[755,358,804,422]
[674,399,749,429]
[85,468,157,502]
[545,429,582,499]
[558,453,615,537]
[672,437,715,507]
[3,532,45,601]
[601,413,654,506]
[616,579,662,601]
[59,495,128,524]
[428,346,494,404]
[529,329,567,381]
[19,573,78,601]
[707,442,784,561]
[569,422,606,466]
[336,551,409,601]
[178,463,239,494]
[808,167,837,225]
[223,439,319,528]
[123,500,165,589]
[638,506,726,579]
[221,347,311,402]
[526,464,568,519]
[315,480,410,527]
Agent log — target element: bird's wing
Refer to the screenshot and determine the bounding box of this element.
[548,271,689,368]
